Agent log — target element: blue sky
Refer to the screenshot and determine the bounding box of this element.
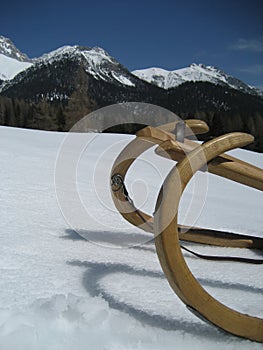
[1,0,263,89]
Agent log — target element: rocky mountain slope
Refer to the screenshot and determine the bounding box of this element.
[0,35,31,62]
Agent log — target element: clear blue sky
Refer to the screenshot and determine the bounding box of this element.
[1,0,263,89]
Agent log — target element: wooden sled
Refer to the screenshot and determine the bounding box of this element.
[110,119,263,342]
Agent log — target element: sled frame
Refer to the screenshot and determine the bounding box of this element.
[110,119,263,342]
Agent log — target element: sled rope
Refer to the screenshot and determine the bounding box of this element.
[180,245,263,264]
[111,173,263,264]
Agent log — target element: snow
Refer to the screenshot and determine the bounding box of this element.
[0,36,29,62]
[0,54,32,80]
[132,63,262,96]
[111,72,135,86]
[81,47,115,66]
[36,46,115,67]
[0,125,262,349]
[132,64,225,89]
[132,67,170,89]
[80,48,135,86]
[37,45,79,63]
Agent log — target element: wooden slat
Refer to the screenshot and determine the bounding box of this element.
[156,138,263,191]
[158,119,209,135]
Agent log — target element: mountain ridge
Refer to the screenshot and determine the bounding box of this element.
[0,35,262,98]
[0,35,263,152]
[0,42,145,96]
[132,63,263,97]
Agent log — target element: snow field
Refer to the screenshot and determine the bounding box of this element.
[0,126,262,349]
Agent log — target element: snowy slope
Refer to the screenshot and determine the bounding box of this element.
[0,126,262,349]
[0,36,32,81]
[132,63,262,96]
[0,54,32,80]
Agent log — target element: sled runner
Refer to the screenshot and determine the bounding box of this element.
[110,119,263,342]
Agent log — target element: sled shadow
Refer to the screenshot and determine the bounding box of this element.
[134,245,263,292]
[64,226,262,341]
[67,259,259,343]
[62,228,153,247]
[62,228,87,241]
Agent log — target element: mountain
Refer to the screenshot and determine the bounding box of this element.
[0,36,263,152]
[0,44,166,110]
[0,42,163,131]
[132,63,263,97]
[0,36,32,82]
[35,45,139,87]
[0,45,156,99]
[0,35,31,62]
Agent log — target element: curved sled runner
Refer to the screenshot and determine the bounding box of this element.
[110,119,263,342]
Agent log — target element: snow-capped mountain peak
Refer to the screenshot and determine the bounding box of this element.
[37,45,77,61]
[79,47,135,85]
[132,63,262,96]
[37,45,115,64]
[32,45,136,87]
[0,35,30,62]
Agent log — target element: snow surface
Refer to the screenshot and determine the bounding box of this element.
[111,72,135,87]
[0,126,262,349]
[0,54,32,80]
